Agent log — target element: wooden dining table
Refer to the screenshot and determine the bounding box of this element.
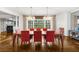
[12,31,64,51]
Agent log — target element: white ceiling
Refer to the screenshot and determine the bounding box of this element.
[0,11,15,18]
[6,7,79,16]
[72,11,79,16]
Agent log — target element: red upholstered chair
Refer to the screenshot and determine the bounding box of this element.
[34,31,42,42]
[30,28,34,31]
[21,31,30,45]
[46,31,55,46]
[34,31,42,50]
[43,28,47,31]
[60,28,64,35]
[36,28,41,31]
[59,28,64,50]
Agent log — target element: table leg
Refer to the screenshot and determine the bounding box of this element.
[13,34,16,47]
[60,35,64,51]
[58,35,61,51]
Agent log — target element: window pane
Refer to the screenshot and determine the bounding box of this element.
[46,20,50,29]
[28,19,51,29]
[77,19,79,24]
[34,19,44,28]
[28,20,33,28]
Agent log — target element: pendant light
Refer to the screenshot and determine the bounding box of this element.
[46,7,48,20]
[44,7,48,20]
[28,7,32,19]
[31,7,35,19]
[31,7,33,19]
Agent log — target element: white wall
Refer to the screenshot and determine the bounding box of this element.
[0,20,1,33]
[56,12,71,36]
[18,15,23,30]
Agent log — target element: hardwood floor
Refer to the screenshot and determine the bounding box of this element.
[0,34,79,52]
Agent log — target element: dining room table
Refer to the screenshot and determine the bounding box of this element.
[12,30,64,51]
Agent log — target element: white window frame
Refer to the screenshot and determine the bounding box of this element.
[26,17,53,29]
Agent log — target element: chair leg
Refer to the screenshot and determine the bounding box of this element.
[17,35,19,46]
[34,43,35,51]
[21,41,23,46]
[21,41,24,46]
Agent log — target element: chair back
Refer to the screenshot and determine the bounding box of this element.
[55,29,60,34]
[34,31,42,42]
[43,28,47,31]
[46,31,55,42]
[15,29,21,34]
[60,28,64,34]
[21,31,30,44]
[36,28,41,31]
[30,28,34,31]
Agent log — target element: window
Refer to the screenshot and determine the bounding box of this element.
[28,20,33,28]
[77,19,79,24]
[28,19,51,29]
[34,19,44,28]
[45,20,50,29]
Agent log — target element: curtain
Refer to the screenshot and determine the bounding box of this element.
[23,15,26,30]
[53,15,56,30]
[71,15,77,30]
